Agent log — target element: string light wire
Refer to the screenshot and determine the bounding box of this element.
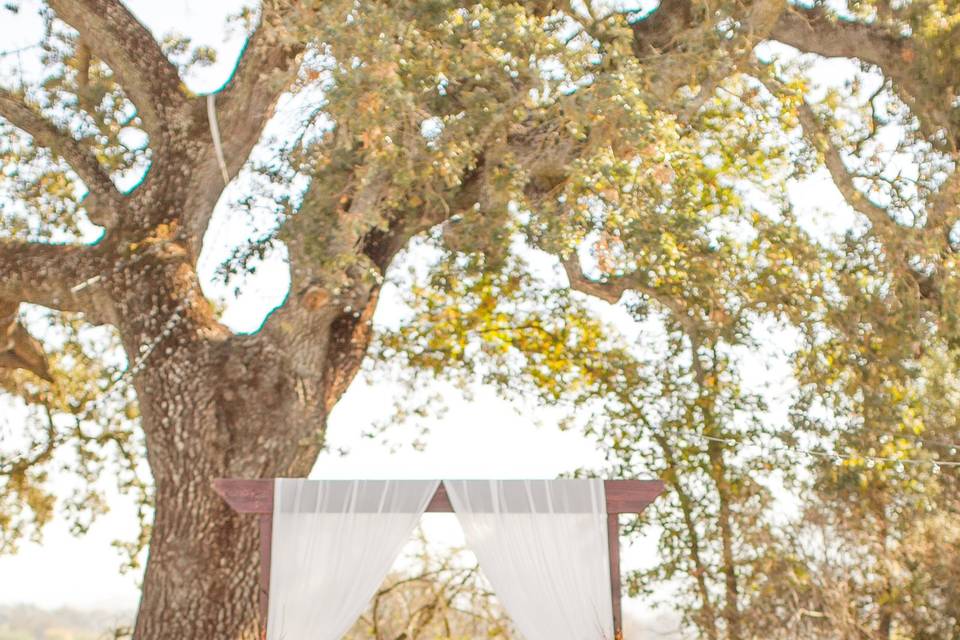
[693,432,960,469]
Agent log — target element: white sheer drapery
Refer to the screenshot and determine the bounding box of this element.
[444,479,615,640]
[266,479,440,640]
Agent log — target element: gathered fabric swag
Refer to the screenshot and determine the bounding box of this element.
[267,479,441,640]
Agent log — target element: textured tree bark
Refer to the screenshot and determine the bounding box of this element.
[125,314,374,639]
[0,7,361,629]
[106,244,378,638]
[136,477,262,639]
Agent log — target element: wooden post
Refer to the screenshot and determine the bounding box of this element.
[607,513,623,639]
[258,513,271,639]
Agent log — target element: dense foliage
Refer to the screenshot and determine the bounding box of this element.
[1,0,959,637]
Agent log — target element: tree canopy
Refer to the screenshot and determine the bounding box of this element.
[1,0,959,638]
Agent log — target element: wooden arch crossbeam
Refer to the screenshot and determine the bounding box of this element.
[213,478,664,639]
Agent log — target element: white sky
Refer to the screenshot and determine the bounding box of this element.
[0,1,857,636]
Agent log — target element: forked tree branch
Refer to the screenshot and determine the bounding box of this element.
[770,6,948,120]
[256,156,487,411]
[214,2,304,174]
[561,256,701,336]
[0,88,123,225]
[629,0,784,112]
[769,6,960,150]
[184,2,305,253]
[796,104,897,230]
[47,0,187,145]
[787,90,925,243]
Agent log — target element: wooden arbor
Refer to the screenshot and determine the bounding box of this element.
[213,478,664,638]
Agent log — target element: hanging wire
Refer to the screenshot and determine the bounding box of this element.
[0,42,42,58]
[693,432,960,470]
[60,241,960,471]
[66,297,189,424]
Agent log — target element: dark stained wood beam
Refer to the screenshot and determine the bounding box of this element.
[213,478,664,514]
[258,513,271,630]
[608,512,623,639]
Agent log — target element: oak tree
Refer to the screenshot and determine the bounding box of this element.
[2,1,959,639]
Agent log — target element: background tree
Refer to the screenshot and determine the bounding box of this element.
[345,530,515,640]
[372,3,960,639]
[1,1,959,639]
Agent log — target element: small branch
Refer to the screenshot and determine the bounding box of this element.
[0,88,123,225]
[0,398,60,473]
[924,170,960,249]
[630,0,696,55]
[561,256,630,304]
[48,0,187,144]
[751,71,914,240]
[0,300,52,381]
[680,0,785,121]
[561,256,701,338]
[794,97,901,236]
[630,0,784,113]
[75,39,96,114]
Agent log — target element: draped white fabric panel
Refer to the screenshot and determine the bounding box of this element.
[445,479,614,640]
[266,479,440,640]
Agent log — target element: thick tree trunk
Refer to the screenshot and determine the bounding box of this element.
[136,478,262,639]
[115,256,378,639]
[128,342,343,639]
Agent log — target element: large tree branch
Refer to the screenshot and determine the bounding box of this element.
[0,238,112,379]
[0,239,112,319]
[0,88,123,225]
[630,0,785,113]
[749,70,914,240]
[765,6,959,143]
[47,0,187,145]
[0,299,52,381]
[214,2,304,174]
[254,156,487,416]
[183,2,305,255]
[757,73,954,305]
[769,7,915,91]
